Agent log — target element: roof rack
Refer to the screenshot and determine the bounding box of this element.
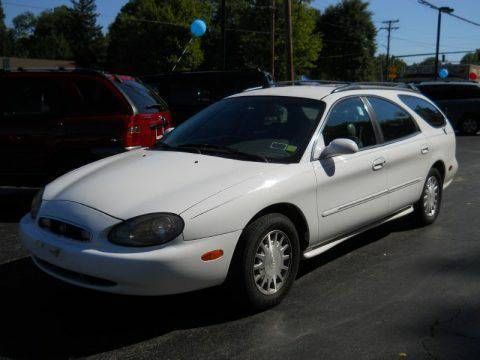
[272,79,419,93]
[331,82,419,93]
[274,80,348,87]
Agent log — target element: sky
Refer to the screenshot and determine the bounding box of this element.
[3,0,480,65]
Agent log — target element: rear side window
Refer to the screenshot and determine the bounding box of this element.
[116,80,168,114]
[69,77,124,115]
[399,95,446,128]
[367,97,419,142]
[1,77,63,116]
[323,97,377,149]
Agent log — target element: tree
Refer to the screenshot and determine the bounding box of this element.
[0,0,8,56]
[202,0,321,79]
[70,0,105,67]
[315,0,376,81]
[29,6,75,59]
[418,56,436,66]
[460,50,480,65]
[10,12,37,57]
[372,54,407,81]
[107,0,213,74]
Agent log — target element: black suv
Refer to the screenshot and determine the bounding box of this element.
[415,81,480,135]
[142,69,273,124]
[0,69,172,186]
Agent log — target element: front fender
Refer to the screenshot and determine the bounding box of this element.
[180,163,318,242]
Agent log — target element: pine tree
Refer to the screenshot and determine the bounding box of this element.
[0,0,8,56]
[70,0,105,67]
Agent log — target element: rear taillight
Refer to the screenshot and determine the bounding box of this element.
[124,115,143,149]
[124,111,173,149]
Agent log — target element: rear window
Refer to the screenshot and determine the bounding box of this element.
[115,79,168,114]
[418,84,480,100]
[399,95,446,128]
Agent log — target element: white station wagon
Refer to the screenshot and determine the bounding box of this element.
[21,83,458,309]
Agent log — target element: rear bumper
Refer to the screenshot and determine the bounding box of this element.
[443,157,458,189]
[20,209,241,296]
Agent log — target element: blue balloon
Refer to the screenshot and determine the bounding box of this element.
[439,68,449,79]
[190,19,206,37]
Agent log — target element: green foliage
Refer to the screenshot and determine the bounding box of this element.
[315,0,376,81]
[6,1,105,65]
[460,50,480,65]
[372,54,407,81]
[202,0,321,80]
[417,56,436,66]
[0,0,9,55]
[70,0,106,66]
[107,0,213,74]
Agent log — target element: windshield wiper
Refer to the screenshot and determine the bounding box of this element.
[179,143,269,162]
[152,142,201,154]
[153,142,268,162]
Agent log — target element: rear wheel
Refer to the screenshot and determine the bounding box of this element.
[414,168,443,225]
[229,213,300,310]
[459,117,478,135]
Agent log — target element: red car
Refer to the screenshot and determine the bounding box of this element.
[0,69,173,186]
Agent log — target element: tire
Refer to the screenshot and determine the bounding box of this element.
[228,213,300,310]
[459,117,478,135]
[414,168,443,225]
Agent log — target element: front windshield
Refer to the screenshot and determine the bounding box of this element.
[156,96,325,163]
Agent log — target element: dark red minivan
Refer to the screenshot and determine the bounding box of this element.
[0,69,173,186]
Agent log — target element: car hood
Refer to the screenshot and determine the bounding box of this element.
[43,149,274,220]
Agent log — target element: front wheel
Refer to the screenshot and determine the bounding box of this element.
[414,168,443,225]
[229,213,300,310]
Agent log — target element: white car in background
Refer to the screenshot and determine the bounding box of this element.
[20,83,458,309]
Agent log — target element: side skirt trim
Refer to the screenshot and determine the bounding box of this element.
[303,205,414,259]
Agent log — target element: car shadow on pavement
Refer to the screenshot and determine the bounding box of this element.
[299,214,422,278]
[0,214,422,359]
[0,257,253,359]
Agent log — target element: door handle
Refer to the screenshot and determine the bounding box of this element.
[421,146,429,154]
[372,157,386,171]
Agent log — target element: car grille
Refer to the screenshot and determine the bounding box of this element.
[38,217,91,242]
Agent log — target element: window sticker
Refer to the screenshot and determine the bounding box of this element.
[270,142,288,151]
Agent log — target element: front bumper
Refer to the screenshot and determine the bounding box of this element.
[20,201,241,296]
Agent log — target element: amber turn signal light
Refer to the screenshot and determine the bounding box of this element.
[201,249,224,261]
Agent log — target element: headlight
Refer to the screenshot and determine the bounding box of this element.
[31,188,44,220]
[108,213,184,247]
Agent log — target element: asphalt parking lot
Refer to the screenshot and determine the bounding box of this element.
[0,136,479,360]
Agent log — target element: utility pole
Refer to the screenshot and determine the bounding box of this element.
[285,0,294,81]
[434,6,454,79]
[221,0,226,70]
[271,0,275,79]
[380,19,399,81]
[418,1,454,80]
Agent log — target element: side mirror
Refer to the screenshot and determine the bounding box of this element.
[320,138,359,159]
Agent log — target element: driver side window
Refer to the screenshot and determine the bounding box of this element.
[322,97,377,150]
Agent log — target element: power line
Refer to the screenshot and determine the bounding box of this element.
[418,0,480,27]
[380,19,399,81]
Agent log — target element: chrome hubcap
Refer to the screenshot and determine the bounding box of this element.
[253,230,292,295]
[423,176,440,217]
